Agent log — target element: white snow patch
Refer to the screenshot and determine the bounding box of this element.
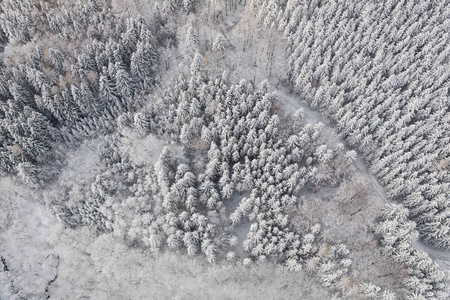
[120,131,166,167]
[58,138,102,188]
[276,88,324,125]
[0,178,62,299]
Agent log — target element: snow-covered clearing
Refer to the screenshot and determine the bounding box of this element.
[120,130,166,167]
[0,178,62,299]
[0,178,330,299]
[57,138,102,188]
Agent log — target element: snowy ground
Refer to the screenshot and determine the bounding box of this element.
[57,138,103,188]
[0,177,331,299]
[120,130,166,167]
[0,178,62,299]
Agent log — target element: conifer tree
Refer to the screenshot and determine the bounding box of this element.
[183,0,194,14]
[186,26,200,50]
[212,34,227,53]
[130,41,157,89]
[190,52,203,76]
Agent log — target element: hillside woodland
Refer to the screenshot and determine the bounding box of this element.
[0,0,449,299]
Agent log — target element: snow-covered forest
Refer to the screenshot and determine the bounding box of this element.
[0,0,449,299]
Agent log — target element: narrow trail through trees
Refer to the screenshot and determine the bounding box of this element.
[277,89,450,269]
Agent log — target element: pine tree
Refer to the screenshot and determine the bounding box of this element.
[212,34,227,53]
[121,19,140,60]
[80,82,103,115]
[130,41,157,89]
[190,52,203,76]
[134,113,150,135]
[48,48,65,72]
[99,73,122,113]
[180,124,192,145]
[183,0,194,14]
[164,0,177,14]
[115,68,135,100]
[186,26,200,50]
